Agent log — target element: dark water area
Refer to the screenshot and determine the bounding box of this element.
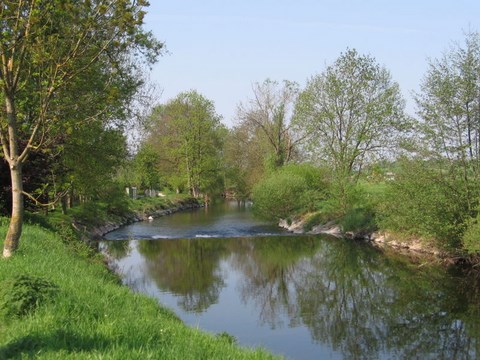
[102,202,480,359]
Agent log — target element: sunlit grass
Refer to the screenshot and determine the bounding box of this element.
[0,222,278,359]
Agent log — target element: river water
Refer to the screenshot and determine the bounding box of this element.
[102,201,480,359]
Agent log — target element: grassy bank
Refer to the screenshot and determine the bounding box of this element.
[0,217,277,359]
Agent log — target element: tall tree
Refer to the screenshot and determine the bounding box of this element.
[415,31,480,211]
[144,91,225,198]
[294,49,406,212]
[391,31,480,251]
[223,123,267,201]
[235,79,304,170]
[0,1,162,257]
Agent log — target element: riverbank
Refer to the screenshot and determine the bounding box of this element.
[0,200,278,359]
[279,216,452,260]
[83,196,203,239]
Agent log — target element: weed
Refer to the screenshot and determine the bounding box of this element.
[0,275,58,318]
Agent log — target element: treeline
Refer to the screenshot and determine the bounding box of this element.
[130,32,480,254]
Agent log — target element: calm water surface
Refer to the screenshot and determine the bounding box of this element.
[102,202,480,359]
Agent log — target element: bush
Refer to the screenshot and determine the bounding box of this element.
[252,172,309,221]
[341,207,376,234]
[0,275,58,318]
[377,159,471,249]
[462,211,480,254]
[103,184,132,217]
[252,164,329,221]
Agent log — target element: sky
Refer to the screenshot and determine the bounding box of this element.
[143,1,480,126]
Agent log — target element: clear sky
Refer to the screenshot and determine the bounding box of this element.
[144,1,480,126]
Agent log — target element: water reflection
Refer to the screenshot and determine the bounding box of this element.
[105,235,480,359]
[138,239,227,312]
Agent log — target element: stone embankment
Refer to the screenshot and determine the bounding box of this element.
[279,217,443,257]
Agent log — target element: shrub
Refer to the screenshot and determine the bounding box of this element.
[252,172,308,221]
[103,184,132,217]
[252,164,329,221]
[341,207,376,234]
[0,275,58,318]
[462,211,480,254]
[377,159,472,249]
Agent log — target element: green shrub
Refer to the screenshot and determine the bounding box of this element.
[377,159,472,249]
[0,275,58,318]
[462,212,480,254]
[341,207,376,234]
[252,164,328,221]
[103,184,132,217]
[72,201,107,225]
[253,172,308,221]
[56,220,97,258]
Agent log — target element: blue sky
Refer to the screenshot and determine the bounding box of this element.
[144,1,479,126]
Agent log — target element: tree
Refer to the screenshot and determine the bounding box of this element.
[223,123,266,201]
[389,31,480,252]
[235,79,304,170]
[294,49,406,212]
[144,91,226,198]
[62,123,128,199]
[415,31,480,213]
[0,1,162,257]
[134,143,162,191]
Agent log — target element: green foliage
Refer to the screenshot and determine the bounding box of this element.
[63,125,128,199]
[340,208,376,235]
[102,184,132,217]
[280,163,328,191]
[134,143,162,190]
[294,48,407,212]
[0,275,58,318]
[377,159,472,249]
[393,31,480,252]
[302,212,326,232]
[72,202,109,226]
[462,211,480,254]
[143,90,226,197]
[216,332,238,345]
[252,164,327,221]
[253,172,308,221]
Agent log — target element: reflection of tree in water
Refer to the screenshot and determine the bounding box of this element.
[296,239,480,359]
[137,238,227,312]
[230,236,320,329]
[296,240,396,358]
[232,235,480,359]
[383,262,480,359]
[103,240,131,259]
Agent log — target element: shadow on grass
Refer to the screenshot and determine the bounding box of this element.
[0,328,164,359]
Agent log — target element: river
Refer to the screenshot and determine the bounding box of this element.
[101,201,480,359]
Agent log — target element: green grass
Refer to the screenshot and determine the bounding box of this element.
[0,223,278,359]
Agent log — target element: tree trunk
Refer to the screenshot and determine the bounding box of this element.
[3,163,24,258]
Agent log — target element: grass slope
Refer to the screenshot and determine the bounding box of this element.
[0,221,278,359]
